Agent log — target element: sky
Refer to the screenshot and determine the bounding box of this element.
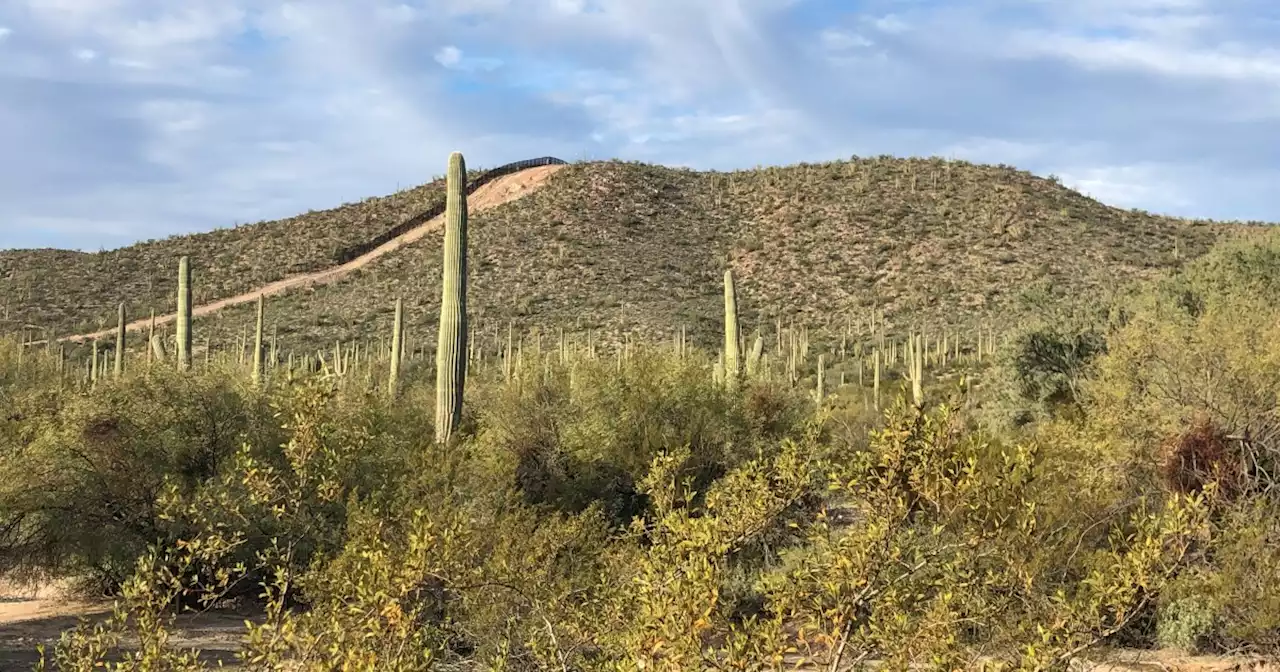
[1,0,1279,251]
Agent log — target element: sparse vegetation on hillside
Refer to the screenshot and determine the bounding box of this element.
[0,156,1257,357]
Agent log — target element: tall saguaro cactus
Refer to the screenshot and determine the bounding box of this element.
[177,256,192,371]
[723,269,741,387]
[434,152,469,444]
[909,333,924,408]
[146,309,157,367]
[251,294,265,386]
[388,297,404,398]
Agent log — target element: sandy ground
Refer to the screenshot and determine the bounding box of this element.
[0,579,257,669]
[57,163,565,345]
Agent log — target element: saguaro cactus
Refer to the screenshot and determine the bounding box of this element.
[146,309,157,367]
[814,353,825,403]
[388,297,404,398]
[251,294,265,386]
[177,256,192,371]
[435,151,469,444]
[745,331,763,377]
[909,333,924,407]
[114,302,126,377]
[723,268,741,387]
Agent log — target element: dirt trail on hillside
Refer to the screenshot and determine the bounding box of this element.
[60,164,565,344]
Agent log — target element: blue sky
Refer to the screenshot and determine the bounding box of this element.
[2,0,1279,251]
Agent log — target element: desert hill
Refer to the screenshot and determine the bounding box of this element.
[0,156,1261,356]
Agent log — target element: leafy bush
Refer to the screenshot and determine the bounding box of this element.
[467,348,811,526]
[0,367,280,592]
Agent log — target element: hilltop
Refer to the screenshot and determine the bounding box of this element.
[0,156,1260,355]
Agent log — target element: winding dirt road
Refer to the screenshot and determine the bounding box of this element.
[59,164,565,344]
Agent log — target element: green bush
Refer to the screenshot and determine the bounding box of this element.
[1157,595,1219,653]
[466,348,811,526]
[0,367,280,591]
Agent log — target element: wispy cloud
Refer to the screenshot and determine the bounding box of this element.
[1,0,1278,250]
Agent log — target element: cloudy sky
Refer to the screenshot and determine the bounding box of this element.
[1,0,1278,250]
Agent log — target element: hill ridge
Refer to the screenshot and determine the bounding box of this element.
[3,155,1264,355]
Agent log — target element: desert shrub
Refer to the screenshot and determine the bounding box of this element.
[1085,238,1280,496]
[36,380,1224,670]
[977,279,1117,430]
[155,377,440,608]
[1067,231,1280,655]
[752,400,1212,669]
[0,367,280,591]
[467,348,811,526]
[228,496,613,671]
[1156,413,1250,501]
[1156,594,1220,653]
[1009,326,1106,418]
[1156,497,1280,654]
[981,321,1107,430]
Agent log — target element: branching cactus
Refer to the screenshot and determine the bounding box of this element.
[723,269,741,387]
[177,256,192,371]
[435,151,469,444]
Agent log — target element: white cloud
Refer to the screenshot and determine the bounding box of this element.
[0,0,1278,250]
[434,44,461,67]
[819,29,872,51]
[870,14,909,34]
[1006,31,1280,83]
[1056,164,1193,210]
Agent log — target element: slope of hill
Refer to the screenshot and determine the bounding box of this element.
[0,163,516,336]
[1,156,1261,356]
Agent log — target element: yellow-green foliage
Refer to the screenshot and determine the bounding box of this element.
[0,367,282,590]
[1087,235,1280,469]
[1066,231,1280,653]
[25,383,1216,671]
[467,348,810,525]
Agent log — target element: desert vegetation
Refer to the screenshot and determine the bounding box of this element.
[0,152,1278,670]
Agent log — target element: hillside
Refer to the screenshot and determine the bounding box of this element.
[0,156,1260,356]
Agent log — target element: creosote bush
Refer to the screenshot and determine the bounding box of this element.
[0,366,281,593]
